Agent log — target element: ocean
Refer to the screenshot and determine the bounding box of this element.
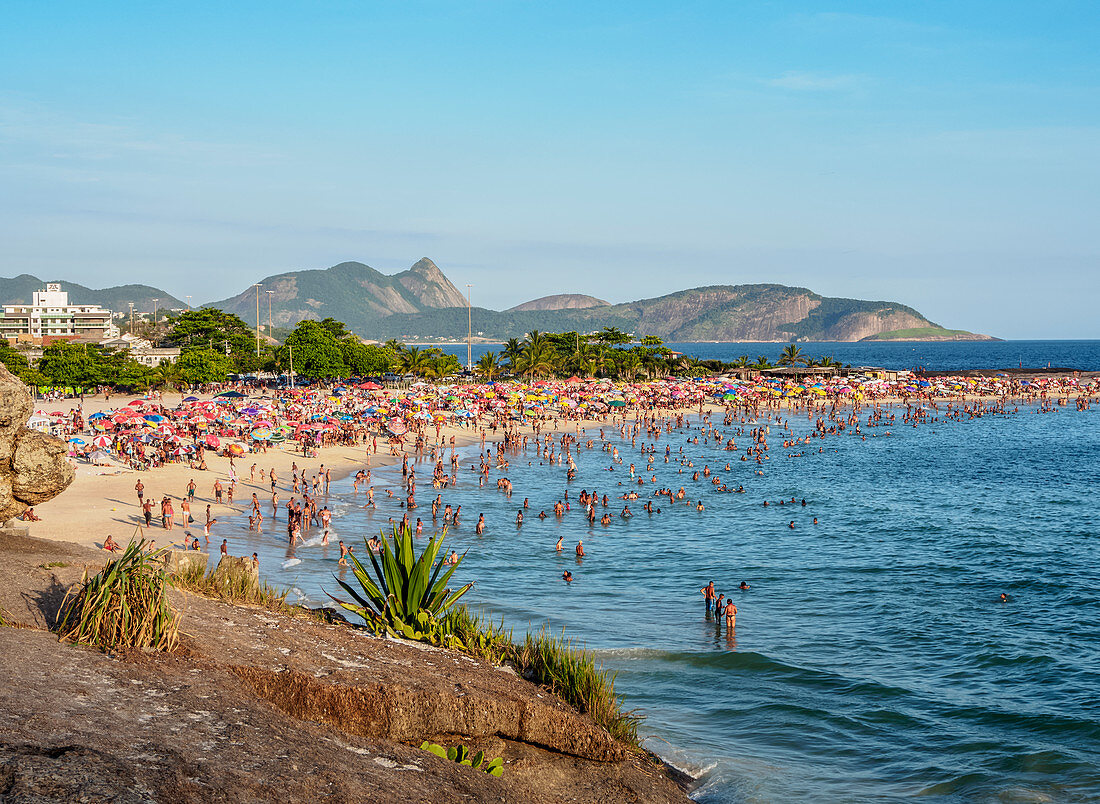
[434,340,1100,373]
[216,342,1100,802]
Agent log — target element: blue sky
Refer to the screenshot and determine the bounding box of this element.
[1,1,1098,338]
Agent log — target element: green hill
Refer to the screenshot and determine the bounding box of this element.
[373,283,943,342]
[0,275,185,312]
[205,258,468,337]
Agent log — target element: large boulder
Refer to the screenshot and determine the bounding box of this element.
[0,363,75,520]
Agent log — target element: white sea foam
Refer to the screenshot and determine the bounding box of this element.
[281,558,302,569]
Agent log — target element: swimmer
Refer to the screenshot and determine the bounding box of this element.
[563,570,573,582]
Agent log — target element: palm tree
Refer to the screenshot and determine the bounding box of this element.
[525,330,548,351]
[621,351,644,380]
[503,338,524,371]
[519,340,557,378]
[730,355,750,369]
[476,351,500,380]
[777,344,806,366]
[751,355,772,371]
[818,355,838,368]
[399,346,432,377]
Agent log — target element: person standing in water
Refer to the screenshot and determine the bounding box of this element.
[700,581,717,614]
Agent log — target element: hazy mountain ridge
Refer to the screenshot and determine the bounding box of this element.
[206,258,467,334]
[374,282,951,342]
[0,274,185,312]
[507,294,610,312]
[2,259,991,342]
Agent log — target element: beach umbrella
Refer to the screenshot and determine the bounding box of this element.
[251,428,272,440]
[91,435,112,448]
[143,414,165,423]
[68,437,86,445]
[228,443,246,456]
[205,435,221,448]
[182,396,200,402]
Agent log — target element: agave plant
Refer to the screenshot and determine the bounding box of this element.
[330,524,472,642]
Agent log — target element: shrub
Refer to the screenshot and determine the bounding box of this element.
[57,540,179,652]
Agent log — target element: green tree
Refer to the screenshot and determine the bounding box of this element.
[398,346,432,377]
[165,308,256,354]
[176,347,234,385]
[596,326,631,347]
[475,351,500,380]
[319,317,351,340]
[38,341,101,387]
[777,344,806,366]
[502,338,524,371]
[275,320,348,380]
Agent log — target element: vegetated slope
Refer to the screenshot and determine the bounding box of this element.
[861,327,997,342]
[376,284,939,342]
[507,294,610,312]
[0,274,185,311]
[207,258,467,336]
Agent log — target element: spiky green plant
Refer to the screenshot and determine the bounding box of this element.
[57,540,178,652]
[329,524,472,641]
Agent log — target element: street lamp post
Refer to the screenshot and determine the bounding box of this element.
[266,290,274,332]
[152,298,159,326]
[128,302,134,335]
[465,283,473,372]
[185,295,192,310]
[253,284,261,357]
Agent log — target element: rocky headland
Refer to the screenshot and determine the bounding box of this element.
[0,530,691,803]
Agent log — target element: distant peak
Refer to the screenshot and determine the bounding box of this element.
[408,257,442,275]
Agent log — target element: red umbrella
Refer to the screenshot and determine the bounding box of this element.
[205,435,221,448]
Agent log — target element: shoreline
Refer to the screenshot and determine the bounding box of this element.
[25,384,1093,552]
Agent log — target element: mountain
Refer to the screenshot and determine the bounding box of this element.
[507,294,610,312]
[206,258,467,335]
[375,283,962,342]
[0,274,185,312]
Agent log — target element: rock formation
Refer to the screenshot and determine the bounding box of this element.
[0,363,74,521]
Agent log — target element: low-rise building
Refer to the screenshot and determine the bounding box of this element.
[0,284,117,345]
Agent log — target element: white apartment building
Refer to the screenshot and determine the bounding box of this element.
[0,284,118,344]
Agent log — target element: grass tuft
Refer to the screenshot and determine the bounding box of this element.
[168,560,292,614]
[442,606,642,746]
[515,627,642,745]
[57,540,179,652]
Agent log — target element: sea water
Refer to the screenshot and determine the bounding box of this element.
[221,400,1100,803]
[436,340,1100,373]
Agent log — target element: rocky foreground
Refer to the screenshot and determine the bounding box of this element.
[0,529,691,803]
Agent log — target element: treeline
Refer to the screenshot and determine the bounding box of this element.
[0,309,401,391]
